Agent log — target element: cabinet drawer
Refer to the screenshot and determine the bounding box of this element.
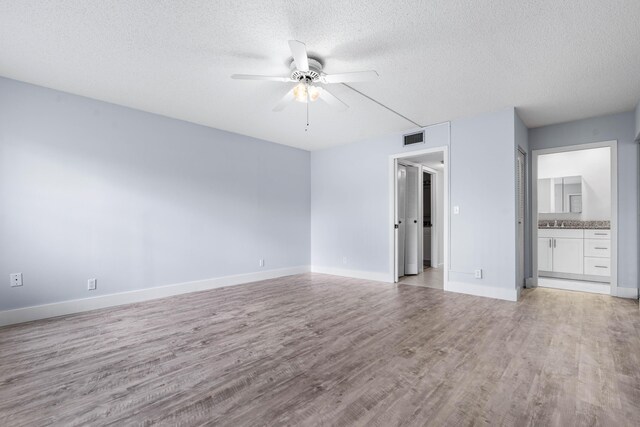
[585,229,610,239]
[584,257,611,276]
[584,239,611,258]
[538,228,584,239]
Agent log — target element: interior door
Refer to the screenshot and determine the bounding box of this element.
[430,173,437,268]
[397,164,407,277]
[552,237,584,274]
[404,165,419,275]
[517,149,526,287]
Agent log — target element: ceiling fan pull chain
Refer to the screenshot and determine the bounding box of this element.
[305,82,310,131]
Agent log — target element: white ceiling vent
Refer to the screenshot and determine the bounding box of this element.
[403,131,424,146]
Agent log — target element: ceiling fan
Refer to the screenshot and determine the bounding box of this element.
[231,40,378,112]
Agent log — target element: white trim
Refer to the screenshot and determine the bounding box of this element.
[0,266,310,327]
[389,145,449,288]
[444,281,519,302]
[516,147,527,290]
[531,140,618,296]
[615,287,639,299]
[311,266,391,283]
[422,166,439,268]
[538,277,610,295]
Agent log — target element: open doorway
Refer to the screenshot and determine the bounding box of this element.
[532,141,617,295]
[391,148,447,290]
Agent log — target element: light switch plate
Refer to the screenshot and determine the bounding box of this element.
[88,278,97,290]
[453,206,460,214]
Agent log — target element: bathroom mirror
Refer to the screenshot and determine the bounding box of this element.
[538,175,582,213]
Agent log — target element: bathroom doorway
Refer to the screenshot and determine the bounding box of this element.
[532,141,617,295]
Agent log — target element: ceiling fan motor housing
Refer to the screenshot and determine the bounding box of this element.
[290,58,322,83]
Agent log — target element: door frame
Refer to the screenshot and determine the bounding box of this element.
[516,147,527,289]
[389,146,449,284]
[531,140,618,296]
[422,166,438,268]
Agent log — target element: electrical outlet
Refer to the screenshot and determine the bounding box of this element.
[88,278,97,290]
[10,273,23,287]
[342,256,348,265]
[259,259,264,267]
[474,269,482,279]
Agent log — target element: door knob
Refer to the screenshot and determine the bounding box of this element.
[414,220,417,223]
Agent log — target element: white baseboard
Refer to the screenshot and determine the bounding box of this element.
[615,287,639,299]
[311,266,392,283]
[444,281,519,302]
[0,265,310,327]
[538,277,610,295]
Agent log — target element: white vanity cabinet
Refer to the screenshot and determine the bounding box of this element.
[538,228,611,280]
[537,237,553,271]
[583,229,611,277]
[538,229,584,275]
[553,237,584,274]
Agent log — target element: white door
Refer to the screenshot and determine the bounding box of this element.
[517,150,526,287]
[552,237,584,274]
[537,237,553,271]
[397,165,407,277]
[430,173,437,268]
[404,165,419,274]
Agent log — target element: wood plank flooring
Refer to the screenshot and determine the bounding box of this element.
[1,273,639,426]
[398,267,443,290]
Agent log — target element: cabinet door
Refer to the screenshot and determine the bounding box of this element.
[538,238,553,271]
[552,238,584,274]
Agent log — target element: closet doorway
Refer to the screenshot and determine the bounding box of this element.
[390,147,448,289]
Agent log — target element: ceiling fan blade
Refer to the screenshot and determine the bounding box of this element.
[272,87,296,112]
[231,74,292,82]
[288,40,309,72]
[321,70,379,84]
[319,88,349,111]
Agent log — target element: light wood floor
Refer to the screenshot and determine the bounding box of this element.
[1,273,639,426]
[399,267,444,290]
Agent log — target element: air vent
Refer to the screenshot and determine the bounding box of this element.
[403,131,424,146]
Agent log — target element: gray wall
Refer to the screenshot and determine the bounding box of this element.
[448,109,517,290]
[635,100,640,141]
[311,108,519,294]
[310,123,450,276]
[528,111,638,290]
[0,77,311,311]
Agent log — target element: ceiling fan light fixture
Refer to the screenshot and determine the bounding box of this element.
[293,82,321,103]
[292,82,306,102]
[308,85,321,102]
[232,40,376,113]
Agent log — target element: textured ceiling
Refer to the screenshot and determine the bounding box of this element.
[1,1,639,151]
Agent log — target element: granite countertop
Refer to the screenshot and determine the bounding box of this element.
[538,220,610,230]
